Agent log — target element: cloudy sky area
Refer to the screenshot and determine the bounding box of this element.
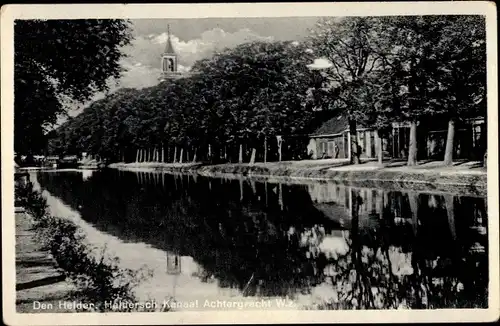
[62,17,320,121]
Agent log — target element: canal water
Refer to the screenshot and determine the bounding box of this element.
[34,169,488,310]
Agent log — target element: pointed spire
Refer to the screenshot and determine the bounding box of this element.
[164,24,176,54]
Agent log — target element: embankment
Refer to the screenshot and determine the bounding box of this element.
[108,161,487,197]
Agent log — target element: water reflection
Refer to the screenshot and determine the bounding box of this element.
[36,170,488,309]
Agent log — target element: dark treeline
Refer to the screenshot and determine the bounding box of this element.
[45,16,486,166]
[37,171,488,308]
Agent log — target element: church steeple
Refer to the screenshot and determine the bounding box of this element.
[160,24,179,81]
[164,24,176,55]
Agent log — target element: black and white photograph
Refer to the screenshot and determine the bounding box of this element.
[1,2,498,325]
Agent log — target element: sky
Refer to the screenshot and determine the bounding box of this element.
[61,17,321,122]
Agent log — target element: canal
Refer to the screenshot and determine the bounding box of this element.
[34,169,488,310]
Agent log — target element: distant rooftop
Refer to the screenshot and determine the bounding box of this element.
[310,113,368,137]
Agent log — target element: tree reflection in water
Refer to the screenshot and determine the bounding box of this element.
[37,170,488,309]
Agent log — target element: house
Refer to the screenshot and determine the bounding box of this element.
[307,114,383,160]
[389,117,486,160]
[307,113,487,161]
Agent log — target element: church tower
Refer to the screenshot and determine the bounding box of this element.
[160,25,182,81]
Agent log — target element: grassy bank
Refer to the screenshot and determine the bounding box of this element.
[15,181,166,312]
[109,159,487,197]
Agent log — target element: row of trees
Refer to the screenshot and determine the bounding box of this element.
[46,16,486,166]
[309,15,486,165]
[48,40,325,164]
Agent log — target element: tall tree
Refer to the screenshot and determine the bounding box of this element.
[14,19,132,154]
[309,17,380,164]
[435,16,486,165]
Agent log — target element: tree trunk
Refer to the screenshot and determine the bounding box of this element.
[208,144,212,162]
[278,139,282,162]
[173,147,177,163]
[376,130,383,166]
[249,148,256,165]
[349,118,361,164]
[187,149,190,162]
[161,146,165,163]
[443,118,455,166]
[135,149,140,163]
[179,148,184,164]
[239,144,243,163]
[192,148,197,163]
[407,120,418,166]
[264,137,267,163]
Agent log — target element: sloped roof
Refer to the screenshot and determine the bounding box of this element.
[312,114,348,136]
[164,36,176,55]
[311,113,368,137]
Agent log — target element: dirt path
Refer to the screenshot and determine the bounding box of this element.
[15,210,76,313]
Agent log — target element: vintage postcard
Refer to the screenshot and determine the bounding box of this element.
[1,2,498,325]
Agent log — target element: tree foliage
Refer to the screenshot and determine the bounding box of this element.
[15,19,133,154]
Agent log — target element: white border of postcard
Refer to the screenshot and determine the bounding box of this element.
[1,2,499,325]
